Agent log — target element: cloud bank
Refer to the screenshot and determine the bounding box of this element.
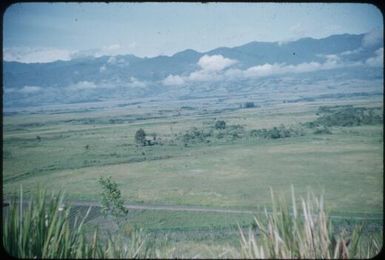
[4,48,75,63]
[362,28,383,48]
[162,53,365,86]
[162,54,238,86]
[162,75,185,86]
[197,54,238,71]
[4,43,138,63]
[366,48,384,67]
[5,85,43,95]
[19,86,42,94]
[66,81,98,91]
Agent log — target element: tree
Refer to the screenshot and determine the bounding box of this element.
[215,120,226,130]
[269,127,281,139]
[135,128,146,145]
[98,176,128,220]
[244,102,256,108]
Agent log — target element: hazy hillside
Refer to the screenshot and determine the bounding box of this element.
[3,33,383,108]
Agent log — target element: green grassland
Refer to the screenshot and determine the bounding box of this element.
[3,95,383,246]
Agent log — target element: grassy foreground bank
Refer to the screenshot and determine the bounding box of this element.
[3,187,382,258]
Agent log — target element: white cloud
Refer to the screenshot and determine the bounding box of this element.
[93,44,121,57]
[19,86,42,94]
[244,63,281,78]
[107,56,117,64]
[188,70,221,82]
[104,44,121,51]
[238,62,319,79]
[324,54,340,63]
[242,58,342,79]
[340,48,363,56]
[107,56,127,65]
[197,55,238,71]
[4,42,138,63]
[4,88,17,94]
[161,51,364,85]
[92,43,137,58]
[161,54,237,86]
[277,40,289,46]
[128,77,147,88]
[72,44,131,59]
[289,23,305,35]
[99,65,107,73]
[67,81,98,91]
[4,48,74,63]
[223,68,243,79]
[291,61,324,72]
[366,48,384,67]
[288,23,309,40]
[188,55,237,82]
[362,28,383,48]
[162,74,185,86]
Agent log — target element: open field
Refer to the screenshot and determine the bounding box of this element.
[3,93,383,253]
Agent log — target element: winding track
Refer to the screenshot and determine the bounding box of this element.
[4,199,383,221]
[65,200,383,221]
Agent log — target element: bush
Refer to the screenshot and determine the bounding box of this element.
[307,106,383,128]
[181,127,213,144]
[244,102,256,108]
[215,120,226,130]
[250,125,305,140]
[98,176,128,220]
[268,127,281,139]
[134,128,146,145]
[216,132,225,139]
[313,126,332,135]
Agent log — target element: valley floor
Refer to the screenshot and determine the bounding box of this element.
[3,93,383,255]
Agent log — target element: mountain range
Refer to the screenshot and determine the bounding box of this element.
[3,32,383,108]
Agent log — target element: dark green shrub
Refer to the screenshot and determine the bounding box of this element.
[313,126,332,135]
[244,102,256,108]
[215,120,226,129]
[98,176,128,219]
[250,125,303,139]
[268,127,281,139]
[135,128,146,145]
[309,106,382,128]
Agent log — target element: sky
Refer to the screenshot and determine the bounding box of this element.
[3,2,383,63]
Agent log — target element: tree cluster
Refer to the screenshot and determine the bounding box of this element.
[306,106,382,128]
[250,124,304,139]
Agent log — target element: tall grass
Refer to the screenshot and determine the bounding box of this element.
[2,188,150,258]
[239,186,382,259]
[3,187,382,258]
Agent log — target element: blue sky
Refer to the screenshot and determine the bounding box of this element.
[3,2,383,62]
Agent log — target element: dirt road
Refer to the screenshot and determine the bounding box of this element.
[4,199,383,221]
[65,200,382,221]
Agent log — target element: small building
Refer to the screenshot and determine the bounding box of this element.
[144,136,157,146]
